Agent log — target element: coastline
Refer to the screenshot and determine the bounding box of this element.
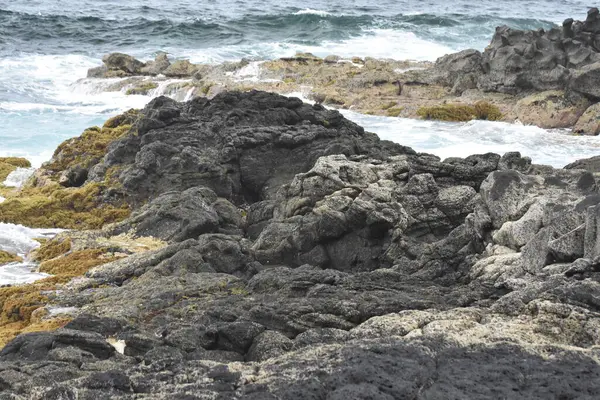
[1,91,600,396]
[1,9,600,399]
[78,9,600,136]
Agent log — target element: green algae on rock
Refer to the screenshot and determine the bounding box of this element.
[0,157,31,182]
[0,250,22,265]
[417,101,503,122]
[0,110,138,229]
[125,82,158,95]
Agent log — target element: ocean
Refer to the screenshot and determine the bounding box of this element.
[1,0,599,283]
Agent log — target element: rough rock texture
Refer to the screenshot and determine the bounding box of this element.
[3,91,600,398]
[418,8,600,96]
[574,102,600,134]
[80,10,600,132]
[565,154,600,171]
[514,90,589,129]
[89,91,411,205]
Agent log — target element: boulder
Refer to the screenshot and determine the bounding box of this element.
[478,26,570,94]
[109,186,243,242]
[514,90,589,128]
[430,49,484,94]
[573,102,600,135]
[140,52,171,76]
[101,53,145,76]
[565,155,600,171]
[570,62,600,99]
[162,60,198,77]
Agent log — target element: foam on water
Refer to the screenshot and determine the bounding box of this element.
[297,29,454,61]
[0,263,50,285]
[3,167,36,188]
[294,9,332,16]
[0,223,63,257]
[0,223,63,285]
[0,54,152,166]
[284,92,600,167]
[341,111,600,168]
[182,28,453,63]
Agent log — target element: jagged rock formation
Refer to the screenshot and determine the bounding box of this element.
[419,7,600,96]
[83,10,600,133]
[2,91,600,399]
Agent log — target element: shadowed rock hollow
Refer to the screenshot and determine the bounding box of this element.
[2,90,600,399]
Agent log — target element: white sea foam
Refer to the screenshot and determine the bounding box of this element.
[300,29,453,61]
[0,223,63,257]
[280,92,600,167]
[180,29,453,63]
[294,9,331,16]
[3,167,36,188]
[340,111,600,168]
[0,223,64,285]
[0,151,52,169]
[0,262,50,285]
[233,61,264,82]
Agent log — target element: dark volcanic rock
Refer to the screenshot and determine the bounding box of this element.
[91,91,411,205]
[418,11,600,96]
[565,155,600,172]
[3,91,600,399]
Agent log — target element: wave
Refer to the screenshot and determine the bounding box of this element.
[0,223,62,256]
[0,8,558,57]
[294,9,332,16]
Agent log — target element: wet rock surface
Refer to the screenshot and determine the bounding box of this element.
[2,91,600,398]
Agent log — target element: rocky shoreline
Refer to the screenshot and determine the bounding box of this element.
[0,90,599,398]
[2,9,600,399]
[83,9,600,134]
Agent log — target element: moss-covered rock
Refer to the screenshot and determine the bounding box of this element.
[0,182,130,229]
[573,102,600,135]
[45,122,133,174]
[0,110,138,229]
[39,248,123,277]
[163,60,198,78]
[417,101,503,122]
[0,250,22,265]
[32,237,72,262]
[0,157,31,182]
[126,82,158,95]
[0,247,122,348]
[514,90,589,129]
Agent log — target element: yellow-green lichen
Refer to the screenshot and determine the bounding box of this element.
[386,106,404,117]
[0,110,138,229]
[45,124,132,174]
[0,181,130,229]
[39,248,123,277]
[32,237,72,262]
